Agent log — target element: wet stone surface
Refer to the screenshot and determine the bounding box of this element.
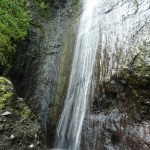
[81,0,150,149]
[0,77,46,150]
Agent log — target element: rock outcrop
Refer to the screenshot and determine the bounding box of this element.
[82,47,150,149]
[0,77,46,150]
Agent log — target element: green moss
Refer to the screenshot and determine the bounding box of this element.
[39,1,49,16]
[0,0,30,75]
[72,0,80,19]
[40,1,48,10]
[0,77,32,117]
[0,100,4,109]
[0,93,13,109]
[19,105,32,117]
[0,77,14,108]
[49,1,81,127]
[33,0,51,17]
[50,26,75,127]
[30,19,42,28]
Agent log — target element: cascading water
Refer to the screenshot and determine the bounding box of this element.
[53,0,150,149]
[54,0,101,149]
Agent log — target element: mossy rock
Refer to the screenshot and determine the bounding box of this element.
[0,77,14,109]
[0,76,32,117]
[14,98,32,118]
[121,42,150,86]
[0,77,47,149]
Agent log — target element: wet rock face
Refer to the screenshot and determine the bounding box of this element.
[12,0,80,142]
[81,46,150,149]
[81,0,150,149]
[82,63,150,149]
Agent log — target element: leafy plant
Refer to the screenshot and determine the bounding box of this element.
[0,0,30,75]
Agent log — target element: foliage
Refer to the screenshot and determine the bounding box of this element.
[0,76,32,117]
[0,77,13,109]
[40,1,48,10]
[40,1,48,16]
[0,0,30,75]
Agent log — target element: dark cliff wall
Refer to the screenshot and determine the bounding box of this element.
[12,0,80,140]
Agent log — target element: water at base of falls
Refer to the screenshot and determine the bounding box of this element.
[54,0,101,150]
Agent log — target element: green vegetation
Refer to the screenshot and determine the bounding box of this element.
[39,0,50,17]
[40,1,48,11]
[0,77,32,117]
[0,77,13,109]
[0,0,30,74]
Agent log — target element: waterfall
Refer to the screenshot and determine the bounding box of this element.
[53,0,150,149]
[54,0,101,149]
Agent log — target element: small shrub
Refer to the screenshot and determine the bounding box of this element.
[0,0,30,75]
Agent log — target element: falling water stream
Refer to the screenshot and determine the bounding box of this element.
[53,0,150,149]
[54,0,101,149]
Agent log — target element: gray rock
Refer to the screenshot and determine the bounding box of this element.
[0,124,3,131]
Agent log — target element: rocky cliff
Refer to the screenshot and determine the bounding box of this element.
[12,0,150,149]
[0,77,46,150]
[12,0,80,147]
[81,0,150,149]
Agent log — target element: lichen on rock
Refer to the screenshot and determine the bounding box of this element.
[0,77,47,150]
[0,77,14,109]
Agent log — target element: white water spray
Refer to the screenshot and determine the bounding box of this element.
[54,0,150,149]
[55,0,101,149]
